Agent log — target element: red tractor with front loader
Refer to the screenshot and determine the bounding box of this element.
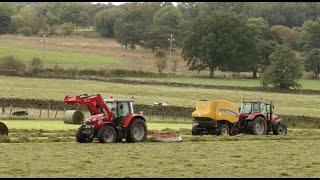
[64,94,147,143]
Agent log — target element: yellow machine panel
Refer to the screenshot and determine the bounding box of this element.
[192,100,239,123]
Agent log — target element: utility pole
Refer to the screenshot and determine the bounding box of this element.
[41,34,48,62]
[168,34,175,74]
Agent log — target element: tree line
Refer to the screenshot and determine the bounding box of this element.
[0,2,319,89]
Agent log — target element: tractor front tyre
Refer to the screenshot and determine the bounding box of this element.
[76,126,92,143]
[273,122,287,135]
[98,125,117,143]
[217,124,230,136]
[0,122,8,136]
[251,117,267,135]
[126,118,147,143]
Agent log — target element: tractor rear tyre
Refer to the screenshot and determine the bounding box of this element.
[126,118,147,143]
[191,124,203,135]
[218,124,230,136]
[273,122,287,135]
[98,125,117,143]
[0,122,8,136]
[250,117,267,135]
[76,126,93,143]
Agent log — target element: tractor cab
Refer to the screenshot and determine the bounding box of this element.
[105,99,135,126]
[239,100,273,122]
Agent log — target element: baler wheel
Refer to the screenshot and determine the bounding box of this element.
[98,125,116,143]
[218,124,230,136]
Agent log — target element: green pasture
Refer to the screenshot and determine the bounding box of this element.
[0,76,319,117]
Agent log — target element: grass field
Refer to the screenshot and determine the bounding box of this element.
[1,119,320,177]
[124,77,320,90]
[0,120,192,131]
[0,35,197,75]
[0,139,319,177]
[1,76,320,117]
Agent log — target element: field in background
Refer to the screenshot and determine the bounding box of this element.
[0,35,201,76]
[1,76,320,117]
[124,77,320,90]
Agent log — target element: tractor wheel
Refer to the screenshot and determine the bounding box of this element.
[251,117,267,135]
[0,122,8,136]
[98,125,116,143]
[126,118,147,143]
[191,124,203,135]
[273,122,287,135]
[76,126,93,143]
[218,124,230,136]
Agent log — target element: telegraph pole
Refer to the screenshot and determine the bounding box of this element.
[41,34,48,62]
[168,34,175,74]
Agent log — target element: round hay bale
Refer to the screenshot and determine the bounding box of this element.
[0,122,9,136]
[63,110,84,124]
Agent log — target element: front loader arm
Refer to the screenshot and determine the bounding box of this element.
[64,94,113,121]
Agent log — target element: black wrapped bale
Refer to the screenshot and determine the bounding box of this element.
[0,122,8,136]
[63,110,84,124]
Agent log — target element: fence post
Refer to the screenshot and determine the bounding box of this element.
[39,108,42,119]
[47,102,50,119]
[55,110,58,119]
[9,106,13,117]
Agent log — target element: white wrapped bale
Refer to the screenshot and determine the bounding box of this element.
[63,110,84,124]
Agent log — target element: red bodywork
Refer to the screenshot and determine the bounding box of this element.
[64,94,139,130]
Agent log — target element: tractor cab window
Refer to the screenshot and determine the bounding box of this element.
[240,103,252,114]
[106,101,116,114]
[117,102,130,117]
[260,103,267,114]
[252,103,260,112]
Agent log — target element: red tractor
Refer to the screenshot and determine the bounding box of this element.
[64,94,147,143]
[235,99,287,135]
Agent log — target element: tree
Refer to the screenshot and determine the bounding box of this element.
[0,10,11,34]
[18,6,43,34]
[94,8,121,37]
[0,3,17,34]
[29,57,43,72]
[155,49,167,75]
[146,5,182,50]
[60,22,76,36]
[0,56,26,72]
[114,4,145,50]
[171,57,179,75]
[270,25,299,49]
[182,12,256,78]
[261,44,303,89]
[299,20,320,51]
[305,48,320,79]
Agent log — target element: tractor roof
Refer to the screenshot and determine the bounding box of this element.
[104,99,134,103]
[241,99,272,104]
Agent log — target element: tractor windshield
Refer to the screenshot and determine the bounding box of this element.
[240,103,252,114]
[105,102,116,114]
